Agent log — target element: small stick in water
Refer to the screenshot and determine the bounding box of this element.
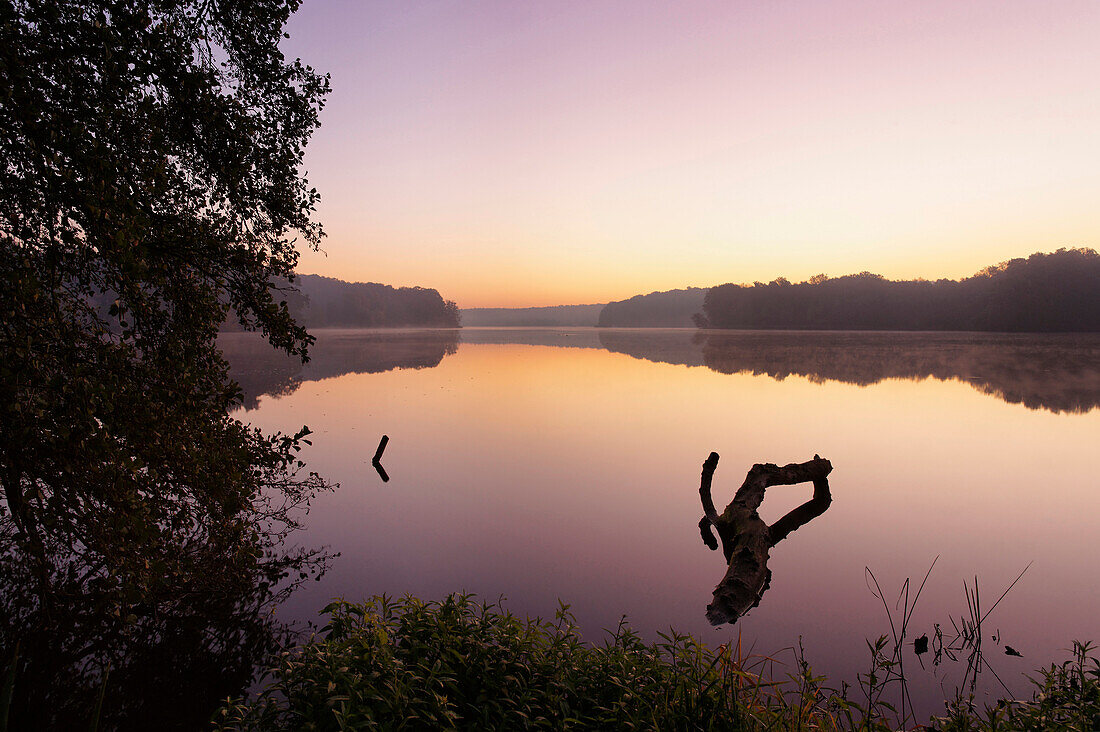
[372,435,389,464]
[372,435,390,482]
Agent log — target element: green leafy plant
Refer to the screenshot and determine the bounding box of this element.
[217,594,746,731]
[932,641,1100,731]
[219,594,1100,731]
[1,0,334,726]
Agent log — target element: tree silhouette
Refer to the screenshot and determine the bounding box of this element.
[1,1,333,725]
[701,249,1100,332]
[267,274,461,328]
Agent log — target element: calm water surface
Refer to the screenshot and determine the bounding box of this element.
[223,327,1100,716]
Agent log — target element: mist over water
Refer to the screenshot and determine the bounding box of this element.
[226,327,1100,718]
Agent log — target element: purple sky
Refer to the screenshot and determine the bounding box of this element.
[282,1,1100,307]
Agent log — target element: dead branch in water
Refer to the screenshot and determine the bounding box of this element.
[373,435,390,482]
[697,453,833,625]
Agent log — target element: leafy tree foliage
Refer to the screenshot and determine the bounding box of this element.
[217,595,744,731]
[701,249,1100,332]
[219,595,1100,732]
[0,0,333,726]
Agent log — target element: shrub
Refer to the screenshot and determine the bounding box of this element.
[216,594,1100,731]
[216,594,743,730]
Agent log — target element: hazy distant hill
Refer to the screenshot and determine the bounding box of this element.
[597,288,708,327]
[460,304,603,327]
[223,274,460,330]
[702,248,1100,332]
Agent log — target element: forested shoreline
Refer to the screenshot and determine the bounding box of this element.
[597,287,707,327]
[699,248,1100,332]
[221,273,461,330]
[461,303,603,326]
[259,248,1100,333]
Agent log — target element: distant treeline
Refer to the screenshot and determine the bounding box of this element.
[223,274,460,330]
[461,304,603,327]
[597,288,708,327]
[700,249,1100,332]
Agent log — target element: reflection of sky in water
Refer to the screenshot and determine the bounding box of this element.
[228,328,1100,718]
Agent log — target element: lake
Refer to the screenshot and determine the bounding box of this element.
[222,327,1100,719]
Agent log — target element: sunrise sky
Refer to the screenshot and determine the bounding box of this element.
[283,0,1100,308]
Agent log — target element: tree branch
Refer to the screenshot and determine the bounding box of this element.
[698,451,720,521]
[768,475,832,545]
[696,454,833,625]
[697,452,721,550]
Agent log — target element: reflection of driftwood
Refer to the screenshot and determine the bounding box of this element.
[698,453,833,625]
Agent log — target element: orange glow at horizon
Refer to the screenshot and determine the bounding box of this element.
[297,238,1094,309]
[283,1,1100,309]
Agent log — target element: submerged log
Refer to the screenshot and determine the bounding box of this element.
[697,453,832,625]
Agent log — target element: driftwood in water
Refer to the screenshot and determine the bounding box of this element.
[697,453,833,625]
[372,435,390,482]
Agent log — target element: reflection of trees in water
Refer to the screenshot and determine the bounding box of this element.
[1,541,325,730]
[597,329,706,366]
[221,329,460,409]
[599,330,1100,414]
[226,328,1100,414]
[703,332,1100,414]
[1,320,336,728]
[0,491,331,730]
[458,328,606,349]
[0,472,332,730]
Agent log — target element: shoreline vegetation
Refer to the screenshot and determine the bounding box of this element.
[220,274,461,330]
[214,594,1100,731]
[461,304,605,327]
[458,248,1099,330]
[598,287,708,328]
[699,249,1100,333]
[226,249,1099,332]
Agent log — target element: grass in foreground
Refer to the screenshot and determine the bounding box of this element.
[214,594,1100,731]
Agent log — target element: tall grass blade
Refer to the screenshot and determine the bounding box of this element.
[88,662,110,732]
[979,562,1032,625]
